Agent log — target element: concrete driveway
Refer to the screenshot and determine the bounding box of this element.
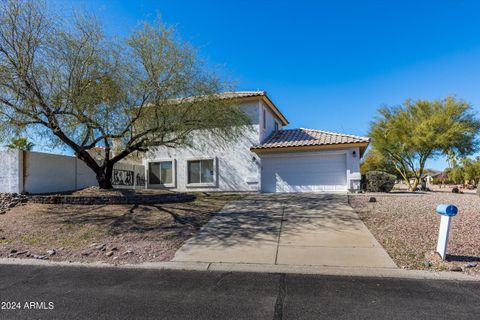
[173,194,396,268]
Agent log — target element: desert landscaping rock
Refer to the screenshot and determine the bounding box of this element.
[106,251,114,257]
[349,192,480,275]
[449,266,463,272]
[32,254,48,260]
[27,189,194,205]
[466,262,478,268]
[0,193,243,265]
[47,249,56,256]
[95,244,106,251]
[0,193,28,214]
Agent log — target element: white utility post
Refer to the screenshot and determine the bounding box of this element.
[435,204,458,260]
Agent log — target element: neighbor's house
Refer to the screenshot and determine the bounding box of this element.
[144,91,369,193]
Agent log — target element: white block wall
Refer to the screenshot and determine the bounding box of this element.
[0,149,23,193]
[0,150,145,194]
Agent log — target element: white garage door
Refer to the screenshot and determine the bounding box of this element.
[261,153,347,192]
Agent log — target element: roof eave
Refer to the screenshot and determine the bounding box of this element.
[251,141,370,154]
[233,94,289,126]
[261,95,289,126]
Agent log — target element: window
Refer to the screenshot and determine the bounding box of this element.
[274,121,279,131]
[262,109,266,130]
[149,161,173,185]
[187,159,215,185]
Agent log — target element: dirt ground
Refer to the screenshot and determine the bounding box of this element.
[32,186,175,197]
[0,192,243,264]
[349,192,480,275]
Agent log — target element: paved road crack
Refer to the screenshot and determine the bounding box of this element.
[273,274,287,320]
[274,204,286,265]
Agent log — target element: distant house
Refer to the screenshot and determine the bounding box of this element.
[144,91,370,193]
[425,171,443,184]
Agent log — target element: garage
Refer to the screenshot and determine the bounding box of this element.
[250,128,370,193]
[261,153,347,192]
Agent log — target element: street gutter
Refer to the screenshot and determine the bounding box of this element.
[0,258,479,282]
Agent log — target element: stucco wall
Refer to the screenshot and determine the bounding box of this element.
[0,149,23,193]
[346,147,362,190]
[144,126,261,192]
[24,152,77,194]
[144,101,267,192]
[76,160,99,189]
[259,100,284,143]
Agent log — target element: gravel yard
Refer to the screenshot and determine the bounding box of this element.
[0,192,242,264]
[349,192,480,275]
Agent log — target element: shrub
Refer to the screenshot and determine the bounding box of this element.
[452,187,460,193]
[365,171,396,192]
[360,174,367,191]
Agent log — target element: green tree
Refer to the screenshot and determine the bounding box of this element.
[446,166,464,184]
[453,157,480,185]
[360,147,399,177]
[0,1,250,189]
[369,97,480,191]
[6,137,34,151]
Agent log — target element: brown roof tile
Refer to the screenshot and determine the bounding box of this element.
[175,91,288,125]
[252,128,370,150]
[217,91,267,99]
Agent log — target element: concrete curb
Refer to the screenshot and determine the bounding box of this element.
[0,258,479,281]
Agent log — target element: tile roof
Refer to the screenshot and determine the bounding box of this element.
[252,128,370,150]
[221,91,288,125]
[173,91,289,125]
[217,91,266,99]
[171,91,266,102]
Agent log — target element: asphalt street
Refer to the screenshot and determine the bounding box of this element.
[0,265,479,319]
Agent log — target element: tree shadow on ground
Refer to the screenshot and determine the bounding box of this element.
[40,193,361,247]
[181,193,364,247]
[41,197,225,236]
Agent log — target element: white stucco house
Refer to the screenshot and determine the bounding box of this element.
[144,91,369,193]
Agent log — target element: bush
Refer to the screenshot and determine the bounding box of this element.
[365,171,396,192]
[360,174,367,191]
[452,187,460,193]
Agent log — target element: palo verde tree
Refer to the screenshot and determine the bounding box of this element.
[369,97,480,191]
[0,0,250,188]
[360,147,398,177]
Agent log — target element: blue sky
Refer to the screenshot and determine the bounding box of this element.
[49,0,480,170]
